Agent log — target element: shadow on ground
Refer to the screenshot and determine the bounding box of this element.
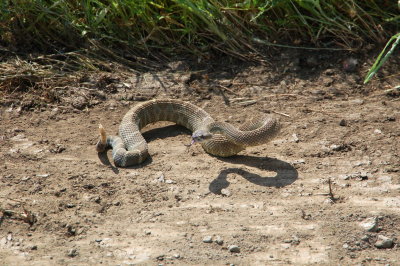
[209,156,298,194]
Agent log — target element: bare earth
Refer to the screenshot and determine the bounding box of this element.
[1,50,399,265]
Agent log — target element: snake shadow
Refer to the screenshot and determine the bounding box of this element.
[209,155,298,194]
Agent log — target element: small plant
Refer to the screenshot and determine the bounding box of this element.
[364,33,400,84]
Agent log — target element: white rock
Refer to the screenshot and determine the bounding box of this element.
[202,236,213,243]
[292,133,300,143]
[228,245,240,253]
[359,217,378,232]
[221,188,231,197]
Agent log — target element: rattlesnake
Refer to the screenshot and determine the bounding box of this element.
[96,99,280,167]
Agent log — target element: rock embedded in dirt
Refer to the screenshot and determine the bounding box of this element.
[228,245,240,253]
[292,133,300,143]
[67,248,79,257]
[292,235,300,245]
[339,119,347,126]
[203,236,213,243]
[220,189,231,197]
[361,235,370,242]
[215,236,224,245]
[155,172,165,183]
[359,217,378,232]
[71,96,88,110]
[374,235,393,249]
[340,172,369,181]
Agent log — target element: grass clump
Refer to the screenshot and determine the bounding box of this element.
[0,0,398,57]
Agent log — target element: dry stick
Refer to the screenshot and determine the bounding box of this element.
[328,177,337,202]
[304,108,341,118]
[217,87,231,106]
[216,84,240,96]
[271,110,290,117]
[263,94,303,98]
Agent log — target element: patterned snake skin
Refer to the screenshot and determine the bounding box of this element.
[96,99,280,167]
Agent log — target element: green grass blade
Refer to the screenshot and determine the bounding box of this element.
[364,33,400,84]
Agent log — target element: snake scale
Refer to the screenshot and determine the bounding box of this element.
[96,99,280,167]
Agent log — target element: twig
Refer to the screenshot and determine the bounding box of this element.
[327,177,338,203]
[263,94,303,98]
[237,100,257,106]
[216,84,240,96]
[303,108,340,118]
[271,110,290,117]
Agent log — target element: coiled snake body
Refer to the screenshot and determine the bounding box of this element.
[96,99,280,167]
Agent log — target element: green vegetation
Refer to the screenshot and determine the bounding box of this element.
[1,0,399,56]
[364,33,400,84]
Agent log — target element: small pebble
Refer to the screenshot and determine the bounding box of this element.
[361,235,370,241]
[67,248,78,257]
[292,133,299,143]
[215,236,224,245]
[339,119,347,126]
[350,99,364,105]
[374,235,393,249]
[292,159,305,165]
[221,189,231,197]
[36,174,50,178]
[202,236,213,243]
[228,245,240,253]
[155,172,165,183]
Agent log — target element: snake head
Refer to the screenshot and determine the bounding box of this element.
[191,130,213,144]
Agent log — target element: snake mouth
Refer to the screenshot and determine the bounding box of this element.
[191,130,213,144]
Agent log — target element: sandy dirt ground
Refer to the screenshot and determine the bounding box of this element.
[1,49,399,265]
